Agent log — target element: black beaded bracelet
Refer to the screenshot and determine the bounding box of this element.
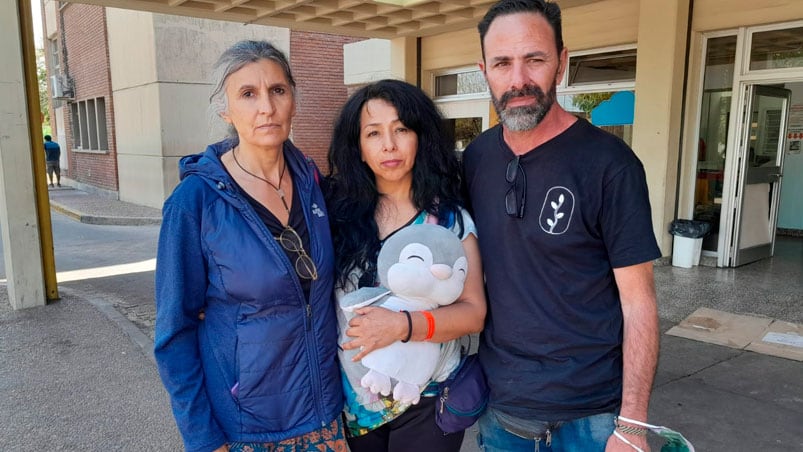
[400,310,413,343]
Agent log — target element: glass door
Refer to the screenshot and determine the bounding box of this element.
[694,89,731,252]
[729,85,790,266]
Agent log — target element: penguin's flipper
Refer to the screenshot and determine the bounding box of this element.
[340,287,391,312]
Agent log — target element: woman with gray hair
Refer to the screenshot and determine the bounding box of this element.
[154,40,344,452]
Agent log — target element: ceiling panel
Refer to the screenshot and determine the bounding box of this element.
[67,0,602,39]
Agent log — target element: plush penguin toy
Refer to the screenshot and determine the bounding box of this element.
[340,223,467,405]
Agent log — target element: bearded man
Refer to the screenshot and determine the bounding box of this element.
[463,1,662,451]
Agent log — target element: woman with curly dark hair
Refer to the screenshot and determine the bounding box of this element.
[325,79,487,452]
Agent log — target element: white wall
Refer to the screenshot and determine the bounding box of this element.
[0,0,45,308]
[106,9,289,208]
[344,39,393,85]
[694,0,803,32]
[436,98,491,131]
[152,14,289,83]
[107,9,158,89]
[43,0,58,40]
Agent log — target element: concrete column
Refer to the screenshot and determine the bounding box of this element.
[0,0,46,308]
[344,38,393,86]
[390,36,418,84]
[631,0,690,256]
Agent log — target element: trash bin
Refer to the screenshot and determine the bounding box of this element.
[669,220,711,268]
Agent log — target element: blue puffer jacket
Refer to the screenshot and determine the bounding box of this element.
[154,139,343,452]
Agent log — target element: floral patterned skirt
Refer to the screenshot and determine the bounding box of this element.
[228,417,347,452]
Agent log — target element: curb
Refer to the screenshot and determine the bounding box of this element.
[83,294,156,364]
[49,201,161,226]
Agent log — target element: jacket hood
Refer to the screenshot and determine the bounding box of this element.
[178,138,314,192]
[179,138,237,183]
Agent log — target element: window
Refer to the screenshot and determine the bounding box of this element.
[434,69,487,98]
[443,117,483,153]
[566,49,637,86]
[70,97,108,151]
[558,91,635,145]
[70,102,79,145]
[434,67,489,154]
[96,98,108,149]
[558,46,637,145]
[749,26,803,71]
[48,38,60,73]
[693,35,738,251]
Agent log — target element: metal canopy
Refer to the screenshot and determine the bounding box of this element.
[66,0,601,39]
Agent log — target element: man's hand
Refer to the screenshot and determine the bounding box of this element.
[606,431,649,452]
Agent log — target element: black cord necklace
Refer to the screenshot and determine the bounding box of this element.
[232,146,290,215]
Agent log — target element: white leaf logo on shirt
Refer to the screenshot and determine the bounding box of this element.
[539,188,574,235]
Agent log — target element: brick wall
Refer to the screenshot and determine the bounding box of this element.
[60,3,118,191]
[290,31,363,175]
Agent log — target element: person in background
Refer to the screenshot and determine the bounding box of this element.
[44,134,61,187]
[325,79,487,452]
[463,1,661,451]
[154,40,344,452]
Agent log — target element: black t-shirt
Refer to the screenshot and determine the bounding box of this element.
[463,119,661,421]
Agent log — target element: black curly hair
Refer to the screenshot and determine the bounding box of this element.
[325,79,465,289]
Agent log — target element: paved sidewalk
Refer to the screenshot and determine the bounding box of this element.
[1,185,798,451]
[48,185,161,226]
[0,286,181,450]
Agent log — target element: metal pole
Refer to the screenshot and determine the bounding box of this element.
[17,0,59,301]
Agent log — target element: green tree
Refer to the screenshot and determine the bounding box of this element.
[571,92,613,115]
[36,48,51,136]
[454,118,482,144]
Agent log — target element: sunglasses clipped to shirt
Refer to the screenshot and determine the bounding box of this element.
[505,155,527,219]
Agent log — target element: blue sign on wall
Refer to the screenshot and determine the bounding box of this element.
[591,91,635,126]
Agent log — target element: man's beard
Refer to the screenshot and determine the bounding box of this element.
[492,81,557,132]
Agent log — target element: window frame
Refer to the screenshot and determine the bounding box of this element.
[432,66,489,102]
[70,97,109,153]
[48,38,60,74]
[742,20,803,77]
[559,44,637,94]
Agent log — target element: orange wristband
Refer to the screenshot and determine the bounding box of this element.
[422,311,435,340]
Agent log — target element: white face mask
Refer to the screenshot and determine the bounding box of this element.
[614,416,696,452]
